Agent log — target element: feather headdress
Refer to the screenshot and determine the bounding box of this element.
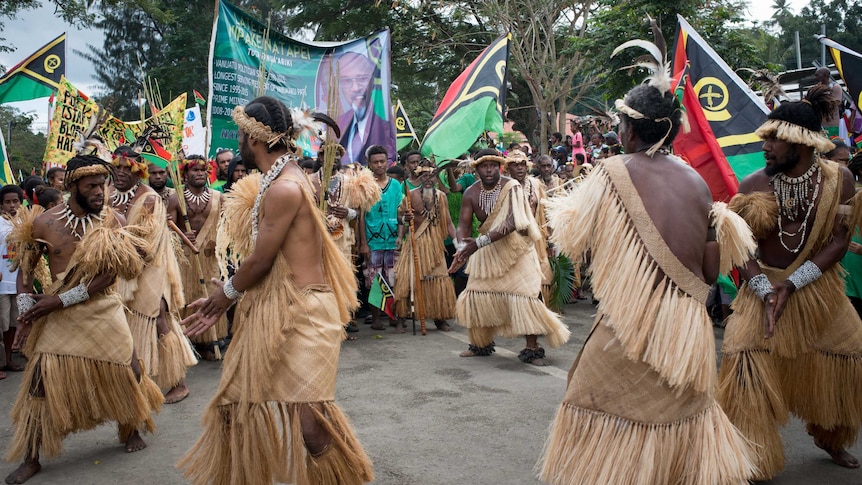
[739,68,786,107]
[611,16,671,93]
[72,107,112,162]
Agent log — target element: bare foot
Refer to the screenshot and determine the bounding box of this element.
[394,322,406,334]
[5,460,40,484]
[460,349,479,357]
[0,370,5,380]
[370,321,386,331]
[164,384,190,404]
[434,320,451,332]
[345,334,358,341]
[815,440,860,468]
[125,431,148,453]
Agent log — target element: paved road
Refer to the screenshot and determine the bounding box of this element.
[0,301,859,484]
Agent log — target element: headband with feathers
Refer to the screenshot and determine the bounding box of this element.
[611,16,671,94]
[611,16,689,156]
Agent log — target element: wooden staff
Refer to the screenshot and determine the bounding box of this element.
[168,219,199,254]
[319,63,340,213]
[403,177,427,336]
[168,160,207,290]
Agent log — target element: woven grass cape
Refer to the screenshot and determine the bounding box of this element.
[178,189,229,348]
[719,158,862,480]
[393,189,457,319]
[7,207,163,462]
[180,171,372,485]
[540,156,757,484]
[118,193,197,390]
[455,178,570,348]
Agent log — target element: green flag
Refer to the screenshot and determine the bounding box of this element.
[393,99,418,151]
[0,129,16,185]
[0,33,65,104]
[367,272,395,319]
[420,33,510,162]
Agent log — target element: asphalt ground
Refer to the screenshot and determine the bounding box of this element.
[0,300,860,484]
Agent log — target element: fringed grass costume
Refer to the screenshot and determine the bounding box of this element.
[540,158,757,485]
[326,169,381,260]
[118,194,197,390]
[180,171,373,485]
[527,176,555,305]
[718,158,862,480]
[6,209,164,462]
[455,179,570,349]
[179,189,228,348]
[394,190,456,320]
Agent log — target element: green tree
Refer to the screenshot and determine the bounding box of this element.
[0,106,47,175]
[579,0,764,103]
[772,0,862,71]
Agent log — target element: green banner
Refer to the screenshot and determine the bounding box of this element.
[208,1,395,165]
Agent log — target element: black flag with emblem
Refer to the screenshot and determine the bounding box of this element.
[671,16,768,201]
[0,33,66,103]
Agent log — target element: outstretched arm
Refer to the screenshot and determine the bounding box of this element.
[184,180,302,336]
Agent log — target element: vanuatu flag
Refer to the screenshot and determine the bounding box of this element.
[672,16,768,201]
[0,130,16,185]
[819,36,862,110]
[394,99,419,151]
[0,33,66,104]
[420,33,510,162]
[368,272,396,320]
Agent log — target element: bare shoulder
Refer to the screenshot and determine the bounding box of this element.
[267,177,306,208]
[838,164,856,201]
[33,205,62,236]
[737,169,769,195]
[670,158,713,202]
[111,210,128,226]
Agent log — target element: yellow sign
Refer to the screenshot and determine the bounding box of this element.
[693,76,731,122]
[43,77,99,166]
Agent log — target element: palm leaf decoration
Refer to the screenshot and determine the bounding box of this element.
[548,254,576,311]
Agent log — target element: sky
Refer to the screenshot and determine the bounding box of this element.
[1,0,808,132]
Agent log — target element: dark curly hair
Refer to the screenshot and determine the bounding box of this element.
[621,84,683,149]
[768,84,840,129]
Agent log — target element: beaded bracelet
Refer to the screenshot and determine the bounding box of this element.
[787,260,822,291]
[16,293,36,314]
[747,273,774,301]
[58,282,90,308]
[223,276,244,300]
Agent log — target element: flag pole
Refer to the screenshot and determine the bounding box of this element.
[402,182,426,336]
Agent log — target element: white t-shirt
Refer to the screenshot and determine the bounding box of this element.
[0,217,19,295]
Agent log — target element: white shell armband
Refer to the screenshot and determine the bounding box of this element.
[16,293,36,314]
[58,282,90,308]
[747,273,773,301]
[475,234,492,249]
[223,276,244,300]
[787,260,822,291]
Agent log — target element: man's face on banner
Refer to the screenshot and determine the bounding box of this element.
[339,53,375,121]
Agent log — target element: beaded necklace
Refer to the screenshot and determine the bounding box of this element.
[252,154,293,243]
[772,159,821,253]
[478,179,502,215]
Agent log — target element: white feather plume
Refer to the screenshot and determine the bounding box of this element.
[610,18,672,94]
[289,107,324,140]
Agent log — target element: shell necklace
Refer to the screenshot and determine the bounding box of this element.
[252,154,293,243]
[57,203,104,240]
